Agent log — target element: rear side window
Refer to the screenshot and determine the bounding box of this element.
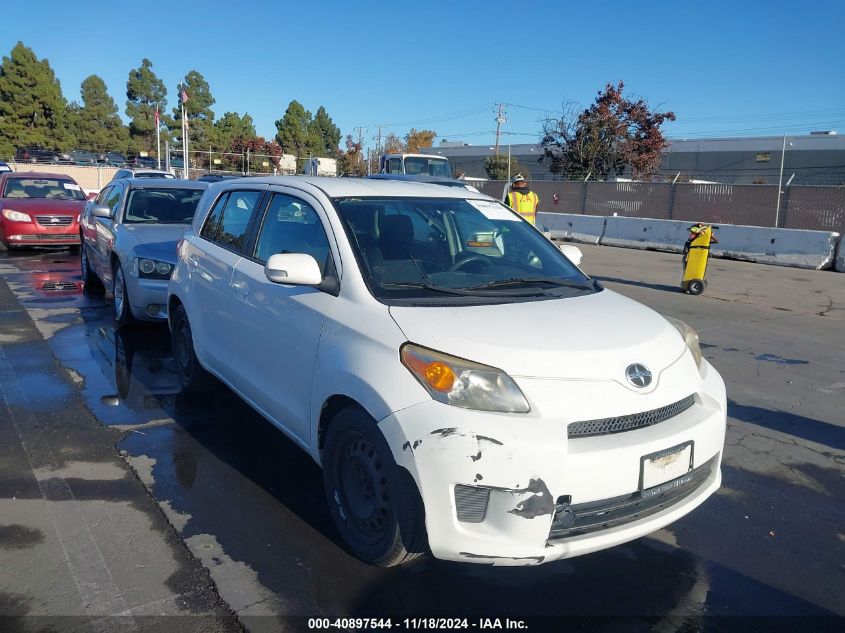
[253,193,331,273]
[200,190,261,251]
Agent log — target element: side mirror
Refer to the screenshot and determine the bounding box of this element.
[559,244,583,266]
[86,191,98,201]
[264,253,322,286]
[91,204,113,218]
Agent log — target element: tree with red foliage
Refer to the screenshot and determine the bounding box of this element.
[337,134,366,177]
[540,82,675,181]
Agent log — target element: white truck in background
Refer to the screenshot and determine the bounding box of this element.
[379,153,452,178]
[306,157,337,177]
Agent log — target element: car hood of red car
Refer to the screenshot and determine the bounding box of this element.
[0,198,86,214]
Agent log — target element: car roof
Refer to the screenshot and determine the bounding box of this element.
[2,171,78,180]
[116,178,209,189]
[368,174,465,185]
[218,175,486,200]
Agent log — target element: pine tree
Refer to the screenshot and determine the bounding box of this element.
[69,75,128,153]
[308,106,341,157]
[126,58,167,154]
[274,100,316,158]
[172,70,215,149]
[0,42,72,157]
[213,111,256,149]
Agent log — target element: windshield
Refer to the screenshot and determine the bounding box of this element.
[334,196,596,302]
[403,157,451,178]
[2,178,86,201]
[123,188,204,224]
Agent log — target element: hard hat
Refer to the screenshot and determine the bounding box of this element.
[512,174,526,183]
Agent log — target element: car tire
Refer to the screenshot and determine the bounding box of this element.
[171,303,211,393]
[80,245,105,294]
[112,261,134,325]
[323,407,427,567]
[687,279,705,295]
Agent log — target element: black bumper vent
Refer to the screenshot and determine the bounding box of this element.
[548,455,717,540]
[568,394,696,439]
[454,484,490,523]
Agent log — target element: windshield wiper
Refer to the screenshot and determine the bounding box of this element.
[379,281,475,295]
[465,277,594,291]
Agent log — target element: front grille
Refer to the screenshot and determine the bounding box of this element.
[454,484,490,523]
[35,215,74,227]
[568,394,696,438]
[548,455,717,540]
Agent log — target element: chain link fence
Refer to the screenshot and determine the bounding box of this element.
[475,180,845,233]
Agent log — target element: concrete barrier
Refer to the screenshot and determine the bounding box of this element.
[834,237,845,273]
[601,216,691,253]
[597,215,840,270]
[712,225,840,270]
[537,212,606,245]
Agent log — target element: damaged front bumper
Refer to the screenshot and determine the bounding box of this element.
[379,360,726,566]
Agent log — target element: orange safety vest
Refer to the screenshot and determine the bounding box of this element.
[507,189,539,225]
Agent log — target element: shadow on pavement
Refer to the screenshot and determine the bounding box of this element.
[728,399,844,451]
[596,275,681,293]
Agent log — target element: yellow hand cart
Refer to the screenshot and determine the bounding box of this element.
[682,223,719,295]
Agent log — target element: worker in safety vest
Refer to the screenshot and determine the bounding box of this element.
[505,174,539,225]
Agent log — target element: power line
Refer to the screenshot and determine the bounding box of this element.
[374,103,493,129]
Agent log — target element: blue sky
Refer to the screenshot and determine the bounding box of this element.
[2,0,844,150]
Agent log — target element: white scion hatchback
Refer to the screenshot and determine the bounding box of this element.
[168,177,726,566]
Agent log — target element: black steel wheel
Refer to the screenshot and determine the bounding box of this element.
[171,303,211,393]
[323,407,426,567]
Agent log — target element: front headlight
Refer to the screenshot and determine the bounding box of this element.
[2,209,32,223]
[400,343,530,413]
[131,257,173,279]
[665,316,703,368]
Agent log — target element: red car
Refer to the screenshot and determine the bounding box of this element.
[0,172,87,250]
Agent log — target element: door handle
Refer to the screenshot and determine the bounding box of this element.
[187,255,199,268]
[230,279,249,296]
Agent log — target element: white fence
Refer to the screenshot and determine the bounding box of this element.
[5,162,118,193]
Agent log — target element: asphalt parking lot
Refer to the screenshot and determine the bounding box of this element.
[0,244,843,632]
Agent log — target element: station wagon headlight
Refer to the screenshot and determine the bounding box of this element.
[2,209,31,223]
[132,257,173,279]
[665,316,703,368]
[401,343,530,413]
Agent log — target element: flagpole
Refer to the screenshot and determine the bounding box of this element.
[181,82,189,178]
[155,103,161,170]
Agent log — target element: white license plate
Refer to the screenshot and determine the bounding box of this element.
[641,443,692,490]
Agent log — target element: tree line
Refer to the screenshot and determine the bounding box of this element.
[0,42,674,180]
[0,42,445,175]
[0,42,348,170]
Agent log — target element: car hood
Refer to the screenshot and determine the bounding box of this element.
[1,198,86,214]
[388,289,687,382]
[121,224,189,261]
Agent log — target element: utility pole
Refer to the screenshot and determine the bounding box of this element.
[353,126,366,148]
[494,103,507,156]
[353,126,367,167]
[774,133,788,228]
[374,124,386,156]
